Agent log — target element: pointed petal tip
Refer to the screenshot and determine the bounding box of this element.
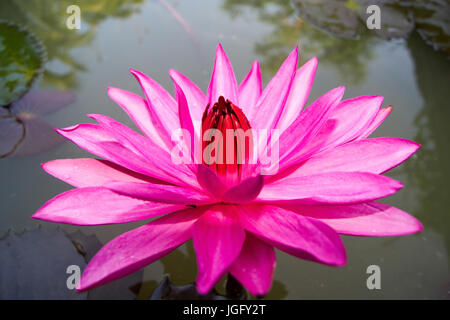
[414,141,422,150]
[168,68,178,78]
[334,86,346,100]
[55,124,79,134]
[215,43,227,58]
[129,68,147,81]
[106,86,120,96]
[195,283,211,295]
[75,280,89,292]
[40,161,53,175]
[287,46,299,62]
[392,178,404,191]
[85,113,98,121]
[332,255,347,267]
[303,56,318,69]
[416,219,424,233]
[31,206,50,221]
[30,212,41,220]
[250,60,261,75]
[368,95,385,105]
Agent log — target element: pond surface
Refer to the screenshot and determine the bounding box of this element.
[0,0,449,299]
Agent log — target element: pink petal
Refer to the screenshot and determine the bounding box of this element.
[287,137,420,178]
[229,233,275,296]
[193,205,245,294]
[42,158,166,188]
[169,69,206,137]
[107,87,169,151]
[129,69,179,142]
[32,187,184,225]
[59,116,198,188]
[105,181,213,205]
[276,57,318,132]
[250,47,298,130]
[238,203,346,266]
[316,95,383,152]
[276,86,345,171]
[174,82,199,164]
[258,172,403,205]
[196,164,227,199]
[222,175,264,204]
[238,61,262,115]
[56,124,155,179]
[357,106,393,139]
[77,207,202,291]
[280,201,423,236]
[207,44,239,105]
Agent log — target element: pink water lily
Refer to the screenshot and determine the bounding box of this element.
[33,44,422,296]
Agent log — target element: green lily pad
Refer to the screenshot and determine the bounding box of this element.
[0,20,46,106]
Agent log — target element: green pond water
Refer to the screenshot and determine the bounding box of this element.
[0,0,449,299]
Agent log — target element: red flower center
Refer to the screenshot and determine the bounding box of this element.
[201,96,253,185]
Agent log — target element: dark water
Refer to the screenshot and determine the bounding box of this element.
[0,0,449,299]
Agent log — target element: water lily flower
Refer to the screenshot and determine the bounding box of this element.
[33,44,422,296]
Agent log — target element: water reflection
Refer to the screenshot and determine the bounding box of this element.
[222,0,449,84]
[405,32,450,257]
[0,0,144,90]
[292,0,415,40]
[222,0,377,84]
[291,0,449,55]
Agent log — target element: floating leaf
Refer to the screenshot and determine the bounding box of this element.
[65,230,143,300]
[11,90,76,116]
[0,20,46,106]
[0,112,24,158]
[10,116,65,157]
[0,90,76,158]
[0,227,142,299]
[0,227,87,299]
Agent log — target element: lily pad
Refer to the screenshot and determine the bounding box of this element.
[0,226,87,299]
[0,112,24,157]
[0,20,46,106]
[0,90,76,158]
[0,227,142,299]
